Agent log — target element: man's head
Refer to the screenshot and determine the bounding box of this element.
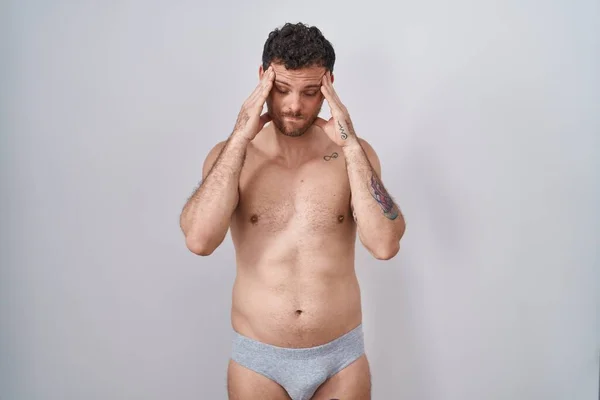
[259,23,336,137]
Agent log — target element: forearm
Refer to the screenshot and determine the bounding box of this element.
[343,138,405,259]
[180,134,249,254]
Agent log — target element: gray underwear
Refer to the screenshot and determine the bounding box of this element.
[230,324,365,400]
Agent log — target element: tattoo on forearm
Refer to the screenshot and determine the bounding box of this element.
[370,173,399,220]
[337,121,348,140]
[323,152,339,161]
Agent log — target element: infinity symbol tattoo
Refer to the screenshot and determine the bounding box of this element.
[323,152,339,161]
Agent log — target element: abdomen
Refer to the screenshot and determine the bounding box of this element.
[230,254,363,348]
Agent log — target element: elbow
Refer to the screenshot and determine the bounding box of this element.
[180,218,216,255]
[370,238,401,260]
[185,234,217,256]
[359,229,402,260]
[180,218,226,256]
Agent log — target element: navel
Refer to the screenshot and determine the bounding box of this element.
[250,214,258,224]
[295,310,303,316]
[337,215,345,223]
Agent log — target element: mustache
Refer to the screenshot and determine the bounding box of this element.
[281,113,304,119]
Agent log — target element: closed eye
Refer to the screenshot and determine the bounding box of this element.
[274,86,318,97]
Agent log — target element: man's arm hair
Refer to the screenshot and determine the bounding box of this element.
[179,135,249,255]
[344,137,406,260]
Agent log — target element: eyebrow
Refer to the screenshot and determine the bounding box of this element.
[275,80,321,90]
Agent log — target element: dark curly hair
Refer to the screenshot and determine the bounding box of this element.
[262,22,336,72]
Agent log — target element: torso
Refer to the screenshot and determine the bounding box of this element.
[229,126,363,348]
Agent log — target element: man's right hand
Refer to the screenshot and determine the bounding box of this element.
[232,66,275,142]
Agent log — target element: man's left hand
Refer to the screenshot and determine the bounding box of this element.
[314,71,358,147]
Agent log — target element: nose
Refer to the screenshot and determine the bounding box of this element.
[287,93,302,114]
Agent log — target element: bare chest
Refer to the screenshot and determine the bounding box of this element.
[235,157,352,234]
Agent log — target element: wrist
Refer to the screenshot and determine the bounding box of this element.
[341,135,361,150]
[230,131,252,145]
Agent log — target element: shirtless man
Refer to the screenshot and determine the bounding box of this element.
[179,23,406,400]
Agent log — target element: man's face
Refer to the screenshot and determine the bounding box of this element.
[262,63,328,137]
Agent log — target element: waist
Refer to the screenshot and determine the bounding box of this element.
[230,265,362,348]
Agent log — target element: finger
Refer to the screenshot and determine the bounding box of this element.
[259,111,272,122]
[322,72,343,109]
[324,71,344,106]
[320,85,334,115]
[313,117,329,130]
[248,66,274,101]
[320,74,332,98]
[258,68,275,101]
[320,75,338,109]
[258,111,272,130]
[250,82,273,115]
[247,67,274,109]
[321,76,347,119]
[261,66,275,87]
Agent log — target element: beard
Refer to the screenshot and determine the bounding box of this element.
[267,100,323,137]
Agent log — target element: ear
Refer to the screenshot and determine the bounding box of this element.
[259,64,265,80]
[330,72,335,84]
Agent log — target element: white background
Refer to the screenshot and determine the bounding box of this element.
[1,1,598,399]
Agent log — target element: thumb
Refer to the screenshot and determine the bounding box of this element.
[313,117,330,130]
[258,112,272,130]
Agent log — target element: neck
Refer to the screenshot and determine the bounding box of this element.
[268,123,322,163]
